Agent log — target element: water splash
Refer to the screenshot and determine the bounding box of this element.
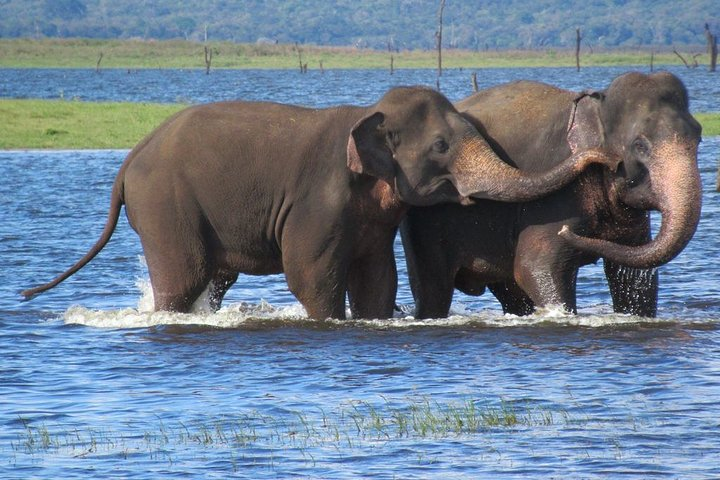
[63,301,310,329]
[66,270,309,329]
[60,257,699,330]
[136,277,217,315]
[63,295,681,330]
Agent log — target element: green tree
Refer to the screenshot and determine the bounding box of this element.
[44,0,86,20]
[174,16,197,40]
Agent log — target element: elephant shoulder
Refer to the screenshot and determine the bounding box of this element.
[458,80,568,110]
[459,81,574,132]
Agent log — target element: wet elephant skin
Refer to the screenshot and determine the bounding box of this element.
[401,72,702,318]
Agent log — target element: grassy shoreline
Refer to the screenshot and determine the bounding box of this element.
[0,99,184,149]
[1,99,718,150]
[0,38,706,70]
[4,39,717,149]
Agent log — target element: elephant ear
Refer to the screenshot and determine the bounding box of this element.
[566,91,605,153]
[347,111,394,183]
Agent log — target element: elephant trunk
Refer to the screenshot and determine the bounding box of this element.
[450,135,619,202]
[559,139,702,269]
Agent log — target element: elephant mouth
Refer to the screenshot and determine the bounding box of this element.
[561,139,702,269]
[610,165,659,211]
[430,174,476,204]
[398,174,469,206]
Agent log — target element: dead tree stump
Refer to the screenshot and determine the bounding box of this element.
[435,0,446,89]
[575,28,581,71]
[706,23,718,72]
[204,46,212,75]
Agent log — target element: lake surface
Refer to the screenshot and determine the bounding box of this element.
[1,67,720,478]
[1,64,719,111]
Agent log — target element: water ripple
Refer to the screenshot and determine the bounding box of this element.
[2,73,720,478]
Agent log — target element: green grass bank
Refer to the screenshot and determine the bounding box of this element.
[0,38,704,70]
[695,113,720,137]
[1,99,718,150]
[0,99,184,149]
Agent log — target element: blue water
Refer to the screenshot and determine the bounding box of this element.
[1,67,720,478]
[1,65,718,111]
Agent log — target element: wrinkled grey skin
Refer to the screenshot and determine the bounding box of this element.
[401,72,702,318]
[22,86,616,319]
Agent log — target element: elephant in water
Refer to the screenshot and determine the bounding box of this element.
[23,86,617,319]
[401,72,702,318]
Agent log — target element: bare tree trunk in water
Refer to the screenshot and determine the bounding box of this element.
[575,28,581,71]
[388,38,395,75]
[435,0,446,89]
[706,23,718,72]
[674,48,691,68]
[295,42,305,74]
[204,46,212,75]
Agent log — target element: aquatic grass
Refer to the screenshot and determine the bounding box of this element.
[9,398,575,456]
[6,398,628,472]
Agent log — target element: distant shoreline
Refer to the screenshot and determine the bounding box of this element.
[1,99,717,150]
[0,38,712,70]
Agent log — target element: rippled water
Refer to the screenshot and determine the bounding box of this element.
[1,67,720,478]
[1,65,718,111]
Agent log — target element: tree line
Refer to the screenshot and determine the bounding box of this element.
[1,0,716,51]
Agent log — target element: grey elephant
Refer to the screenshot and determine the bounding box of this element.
[401,72,702,318]
[23,86,616,319]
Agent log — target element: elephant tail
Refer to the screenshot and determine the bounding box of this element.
[20,174,125,301]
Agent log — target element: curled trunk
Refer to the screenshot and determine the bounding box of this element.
[450,136,619,201]
[559,140,702,268]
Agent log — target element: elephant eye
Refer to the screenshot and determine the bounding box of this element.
[433,138,449,154]
[632,137,649,156]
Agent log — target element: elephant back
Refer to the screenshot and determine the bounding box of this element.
[457,81,578,172]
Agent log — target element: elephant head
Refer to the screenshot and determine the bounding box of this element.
[559,71,702,268]
[346,86,618,207]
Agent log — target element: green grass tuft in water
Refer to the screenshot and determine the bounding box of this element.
[11,396,577,463]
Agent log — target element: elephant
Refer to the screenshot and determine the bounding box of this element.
[22,86,618,319]
[401,72,702,318]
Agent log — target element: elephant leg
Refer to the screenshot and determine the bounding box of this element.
[514,228,579,313]
[283,250,347,320]
[417,282,455,318]
[604,260,658,317]
[401,220,456,319]
[347,248,397,319]
[488,282,535,316]
[141,239,211,313]
[208,269,239,312]
[406,268,454,319]
[403,249,454,319]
